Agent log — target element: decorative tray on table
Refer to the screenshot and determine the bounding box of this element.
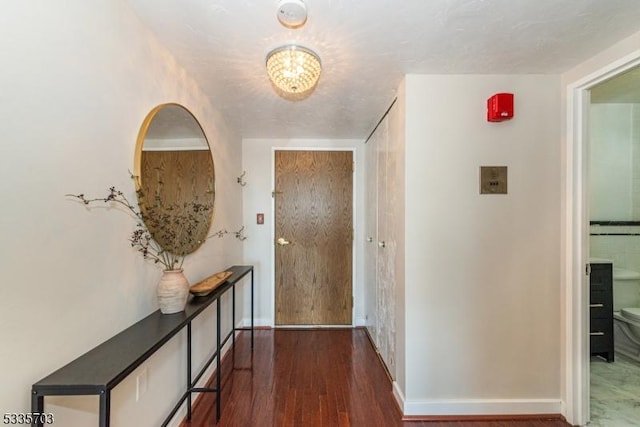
[189,270,234,297]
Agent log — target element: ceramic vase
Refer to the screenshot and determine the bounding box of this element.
[157,269,189,314]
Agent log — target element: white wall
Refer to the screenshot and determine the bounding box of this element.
[241,138,364,326]
[401,74,562,415]
[589,104,636,220]
[0,1,243,426]
[634,105,640,217]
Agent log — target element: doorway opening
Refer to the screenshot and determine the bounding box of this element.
[567,54,640,426]
[586,64,640,426]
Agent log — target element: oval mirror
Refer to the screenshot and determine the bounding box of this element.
[133,103,215,256]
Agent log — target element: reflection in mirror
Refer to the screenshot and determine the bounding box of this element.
[134,104,215,256]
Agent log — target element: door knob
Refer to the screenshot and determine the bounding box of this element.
[277,237,291,246]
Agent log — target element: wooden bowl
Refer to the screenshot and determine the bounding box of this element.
[189,271,233,296]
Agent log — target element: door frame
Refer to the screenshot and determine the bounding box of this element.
[565,51,640,425]
[271,147,357,327]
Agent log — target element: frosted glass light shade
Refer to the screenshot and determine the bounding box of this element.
[266,45,321,99]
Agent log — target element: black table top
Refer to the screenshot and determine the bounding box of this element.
[32,265,253,394]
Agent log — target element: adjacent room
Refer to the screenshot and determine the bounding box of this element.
[2,1,640,426]
[588,65,640,426]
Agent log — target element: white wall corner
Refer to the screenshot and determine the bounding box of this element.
[354,316,367,327]
[559,400,567,422]
[401,398,563,417]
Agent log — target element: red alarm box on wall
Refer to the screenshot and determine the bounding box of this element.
[487,93,514,122]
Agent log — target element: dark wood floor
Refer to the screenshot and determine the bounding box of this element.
[182,328,571,427]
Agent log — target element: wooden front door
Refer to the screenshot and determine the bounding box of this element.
[274,150,353,325]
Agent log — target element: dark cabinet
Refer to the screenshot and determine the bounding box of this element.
[590,262,614,362]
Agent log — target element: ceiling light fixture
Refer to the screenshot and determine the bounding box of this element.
[266,45,321,100]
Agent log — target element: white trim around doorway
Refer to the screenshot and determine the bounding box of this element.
[564,50,640,426]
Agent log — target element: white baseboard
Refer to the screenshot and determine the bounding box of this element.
[559,400,567,422]
[236,317,272,328]
[166,410,186,427]
[392,383,561,417]
[392,380,406,410]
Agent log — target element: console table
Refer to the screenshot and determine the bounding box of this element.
[31,265,254,427]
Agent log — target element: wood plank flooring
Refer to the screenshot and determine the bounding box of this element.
[181,329,571,427]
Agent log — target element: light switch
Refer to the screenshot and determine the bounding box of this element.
[480,166,508,194]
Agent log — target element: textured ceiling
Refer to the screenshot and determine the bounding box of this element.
[127,0,640,139]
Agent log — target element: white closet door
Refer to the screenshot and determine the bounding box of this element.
[364,101,399,379]
[364,128,379,344]
[376,115,396,378]
[383,101,402,378]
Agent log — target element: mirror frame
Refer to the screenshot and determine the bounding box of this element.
[133,103,215,256]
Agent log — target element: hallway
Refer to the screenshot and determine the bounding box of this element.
[182,329,570,427]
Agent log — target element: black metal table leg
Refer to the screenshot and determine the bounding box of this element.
[187,322,192,420]
[31,391,43,427]
[251,269,254,349]
[216,298,221,421]
[99,390,110,427]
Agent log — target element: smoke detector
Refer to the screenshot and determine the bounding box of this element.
[276,0,308,29]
